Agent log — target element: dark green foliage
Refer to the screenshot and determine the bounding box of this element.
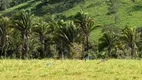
[105,0,119,15]
[1,10,142,59]
[11,10,34,59]
[127,3,142,13]
[0,0,9,10]
[105,0,120,23]
[121,27,140,58]
[34,0,84,16]
[74,11,99,59]
[0,17,11,58]
[50,20,83,58]
[99,26,120,58]
[10,0,28,7]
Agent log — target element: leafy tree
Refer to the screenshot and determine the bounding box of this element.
[99,30,119,58]
[74,11,97,57]
[8,29,21,58]
[32,19,52,58]
[0,17,11,58]
[11,10,34,59]
[136,27,142,57]
[121,27,140,58]
[0,0,9,10]
[57,21,82,58]
[48,19,82,59]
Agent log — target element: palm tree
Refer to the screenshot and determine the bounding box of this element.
[9,29,21,58]
[49,19,82,59]
[11,10,34,59]
[74,11,98,56]
[121,27,140,58]
[32,19,52,58]
[57,21,82,58]
[99,31,119,58]
[0,17,11,58]
[55,21,82,45]
[99,26,122,58]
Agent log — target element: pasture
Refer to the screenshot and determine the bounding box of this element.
[0,59,142,80]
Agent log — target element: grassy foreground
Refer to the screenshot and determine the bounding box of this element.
[0,59,142,80]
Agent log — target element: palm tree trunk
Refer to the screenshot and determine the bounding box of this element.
[46,39,51,58]
[131,43,137,58]
[108,47,112,58]
[86,35,89,52]
[1,35,7,58]
[61,40,64,59]
[83,35,89,61]
[41,37,51,58]
[115,47,118,58]
[39,33,44,58]
[21,32,25,59]
[42,42,46,58]
[44,39,48,58]
[21,31,29,59]
[130,43,134,58]
[3,45,7,58]
[15,45,21,59]
[81,43,85,59]
[47,44,51,57]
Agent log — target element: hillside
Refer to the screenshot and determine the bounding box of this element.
[1,0,142,42]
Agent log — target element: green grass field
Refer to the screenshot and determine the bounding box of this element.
[0,59,142,80]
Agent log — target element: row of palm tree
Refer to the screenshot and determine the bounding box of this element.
[0,10,97,59]
[0,10,142,59]
[99,26,141,59]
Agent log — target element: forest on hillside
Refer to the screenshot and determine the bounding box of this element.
[0,0,142,59]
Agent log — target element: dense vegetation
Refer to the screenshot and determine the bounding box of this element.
[0,0,142,59]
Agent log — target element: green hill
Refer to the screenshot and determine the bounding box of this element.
[1,0,142,42]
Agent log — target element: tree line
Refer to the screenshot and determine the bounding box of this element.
[0,0,137,11]
[0,0,142,59]
[0,0,84,11]
[0,10,142,59]
[0,10,95,59]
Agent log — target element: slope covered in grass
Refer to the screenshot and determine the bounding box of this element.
[1,0,142,42]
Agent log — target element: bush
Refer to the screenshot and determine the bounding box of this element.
[70,43,83,59]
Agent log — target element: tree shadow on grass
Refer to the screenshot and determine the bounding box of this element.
[33,0,84,16]
[2,0,84,17]
[127,4,142,13]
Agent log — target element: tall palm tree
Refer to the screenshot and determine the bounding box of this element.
[121,27,140,58]
[0,17,11,58]
[32,19,52,58]
[49,19,82,59]
[11,10,34,59]
[9,29,21,58]
[99,26,122,58]
[54,21,82,45]
[74,11,97,56]
[99,31,119,58]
